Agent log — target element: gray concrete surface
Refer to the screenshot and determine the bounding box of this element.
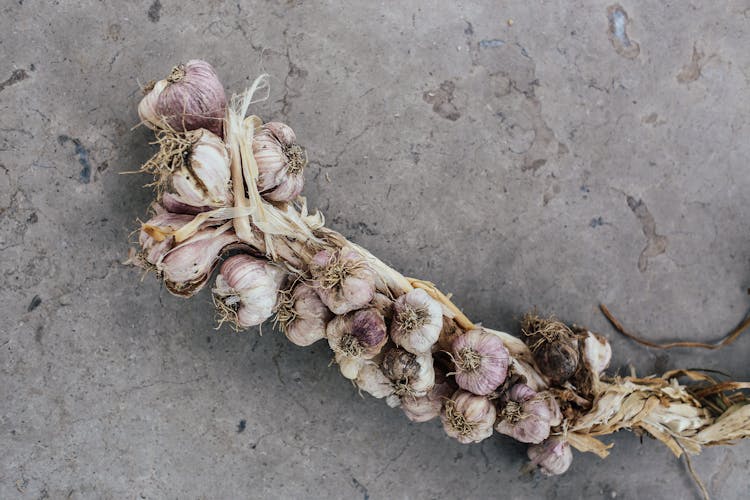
[2,1,750,498]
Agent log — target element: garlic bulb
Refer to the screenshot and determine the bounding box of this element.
[252,122,306,202]
[451,328,509,396]
[327,308,387,379]
[381,347,435,398]
[212,254,287,328]
[355,362,396,401]
[495,384,562,444]
[527,437,573,476]
[522,314,579,385]
[159,228,239,297]
[390,288,443,354]
[582,331,612,374]
[310,249,376,315]
[275,282,332,346]
[441,390,496,444]
[138,212,195,267]
[401,370,453,423]
[139,60,227,137]
[168,129,232,209]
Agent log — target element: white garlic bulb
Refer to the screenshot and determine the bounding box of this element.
[441,390,496,444]
[381,347,435,398]
[390,288,443,354]
[451,328,510,396]
[326,308,387,379]
[527,437,573,476]
[401,370,453,423]
[582,331,612,374]
[355,362,395,400]
[276,282,332,347]
[212,254,287,328]
[251,122,306,202]
[169,129,232,209]
[310,249,376,315]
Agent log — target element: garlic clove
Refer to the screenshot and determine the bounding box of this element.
[582,331,612,374]
[311,249,376,315]
[169,129,232,208]
[137,212,196,267]
[276,282,332,347]
[441,390,496,444]
[527,437,573,476]
[212,254,286,329]
[251,122,306,202]
[160,228,239,297]
[139,60,227,137]
[161,192,211,215]
[451,328,510,396]
[390,288,443,354]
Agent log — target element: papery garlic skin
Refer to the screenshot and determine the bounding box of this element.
[441,390,496,444]
[311,249,376,315]
[390,288,443,354]
[169,129,232,209]
[382,348,435,398]
[356,362,395,400]
[582,331,612,374]
[401,371,453,423]
[278,283,332,347]
[138,60,227,137]
[451,329,510,396]
[252,122,306,202]
[212,254,286,328]
[495,384,561,444]
[527,437,573,476]
[326,308,387,379]
[160,228,239,297]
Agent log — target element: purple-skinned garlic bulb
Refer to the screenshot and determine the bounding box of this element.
[159,228,239,297]
[138,60,227,137]
[440,390,496,444]
[326,307,387,379]
[390,288,443,354]
[275,282,332,347]
[251,122,306,202]
[495,383,562,444]
[381,347,435,398]
[212,254,287,329]
[451,328,509,396]
[527,437,573,476]
[310,249,376,315]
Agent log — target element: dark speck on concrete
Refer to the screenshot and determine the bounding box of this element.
[237,419,247,433]
[28,295,42,312]
[58,135,93,183]
[0,68,29,93]
[351,476,369,500]
[590,216,605,228]
[147,0,162,23]
[479,39,505,48]
[464,21,474,35]
[27,212,38,223]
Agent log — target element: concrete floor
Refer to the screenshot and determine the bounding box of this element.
[2,1,750,498]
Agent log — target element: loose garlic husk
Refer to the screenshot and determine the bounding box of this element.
[327,308,387,379]
[495,384,561,444]
[137,212,196,268]
[390,288,443,354]
[275,282,332,346]
[310,249,376,315]
[451,328,509,396]
[381,347,435,398]
[251,122,306,202]
[527,437,573,476]
[167,129,232,209]
[212,254,287,328]
[401,369,453,422]
[582,331,612,374]
[441,390,496,444]
[159,228,239,297]
[139,60,227,137]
